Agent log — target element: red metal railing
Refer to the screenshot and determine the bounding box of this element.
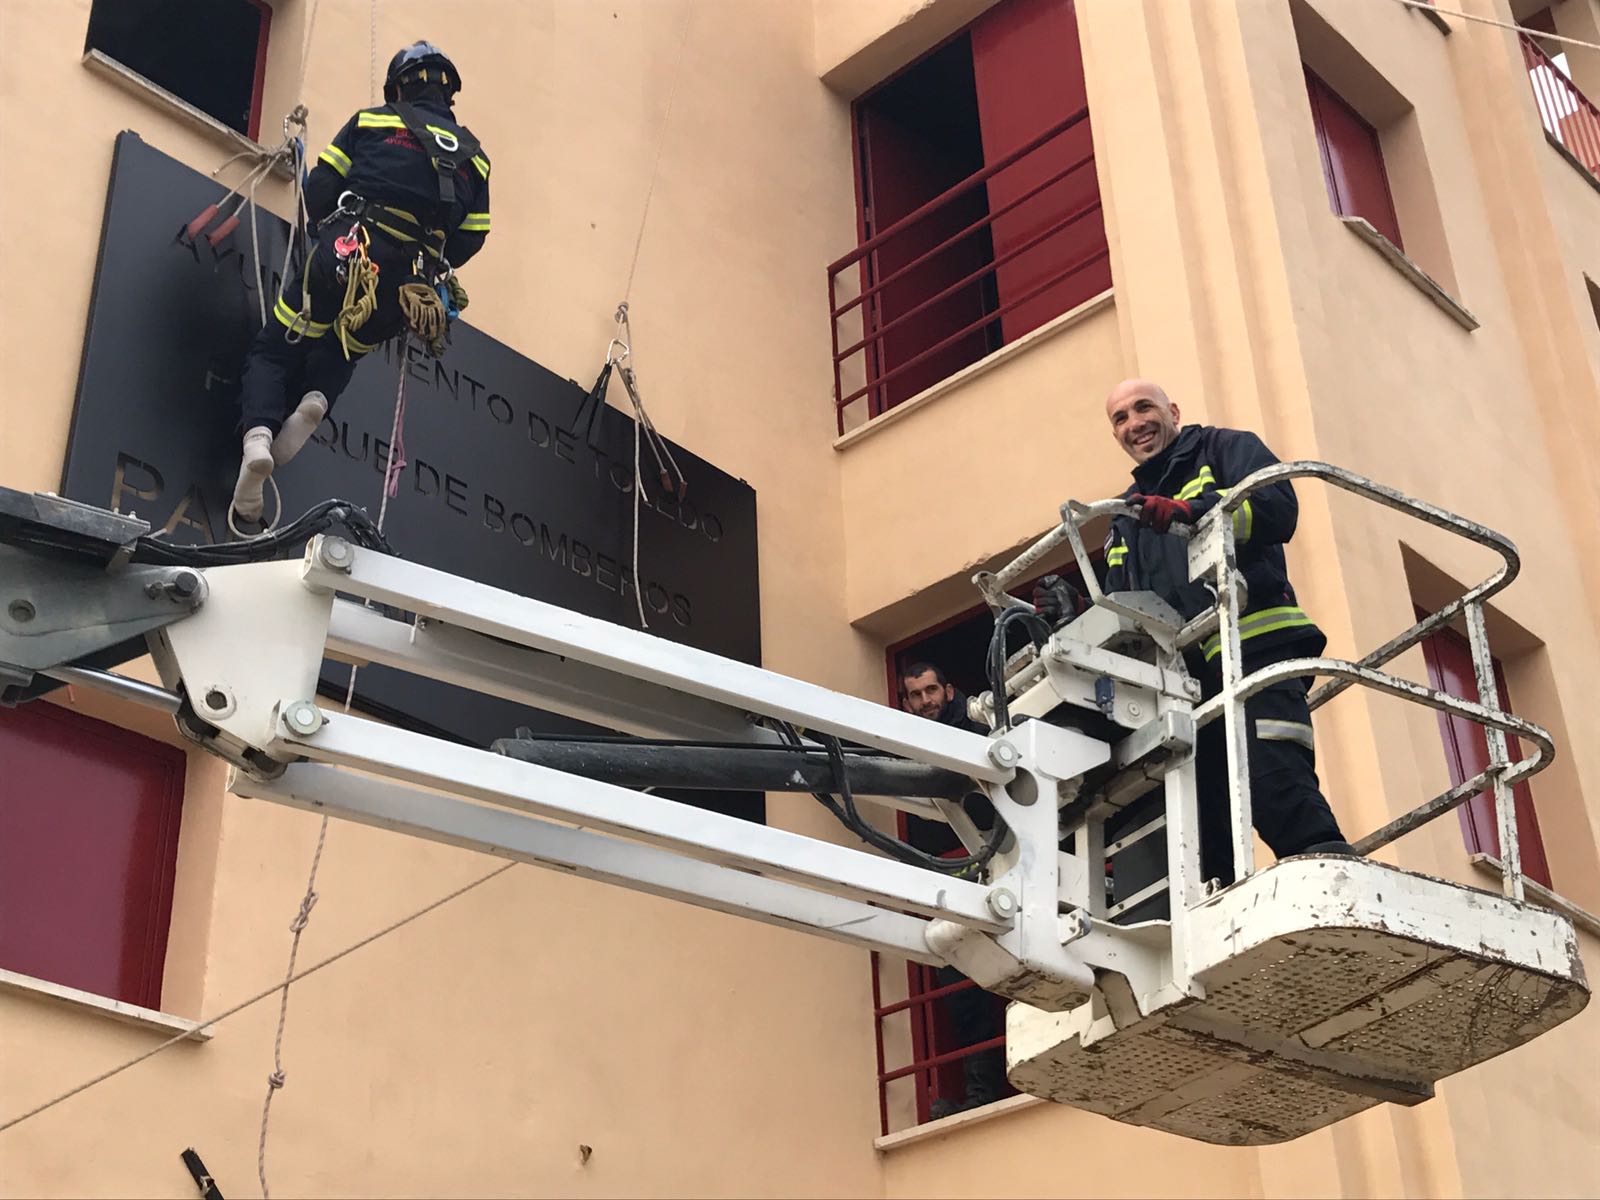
[870,958,1011,1135]
[1522,33,1600,179]
[827,108,1106,434]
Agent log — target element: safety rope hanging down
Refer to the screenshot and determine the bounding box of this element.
[256,328,412,1199]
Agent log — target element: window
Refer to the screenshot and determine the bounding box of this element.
[877,604,1017,1129]
[0,701,186,1008]
[1519,7,1600,181]
[87,0,272,139]
[831,0,1110,427]
[1305,68,1404,249]
[1418,624,1552,889]
[870,562,1089,1132]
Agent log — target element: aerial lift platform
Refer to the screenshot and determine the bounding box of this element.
[0,462,1586,1145]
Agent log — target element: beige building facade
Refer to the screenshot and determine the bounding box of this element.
[1,0,1598,1196]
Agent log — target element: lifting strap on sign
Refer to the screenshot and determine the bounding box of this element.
[568,305,688,629]
[609,303,687,500]
[183,106,311,328]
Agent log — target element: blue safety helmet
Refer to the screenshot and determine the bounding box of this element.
[383,41,461,103]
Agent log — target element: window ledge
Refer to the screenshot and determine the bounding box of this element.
[1468,855,1600,939]
[833,288,1116,452]
[1541,131,1600,198]
[874,1093,1044,1151]
[1340,216,1478,332]
[0,968,213,1041]
[82,49,292,179]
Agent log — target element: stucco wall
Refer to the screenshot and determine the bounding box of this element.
[2,0,1597,1195]
[0,2,895,1196]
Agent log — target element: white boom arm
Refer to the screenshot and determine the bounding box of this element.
[0,463,1585,1145]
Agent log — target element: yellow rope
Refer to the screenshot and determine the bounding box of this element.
[335,254,379,360]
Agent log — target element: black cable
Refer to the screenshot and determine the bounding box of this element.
[987,606,1052,732]
[130,500,396,567]
[777,723,1005,877]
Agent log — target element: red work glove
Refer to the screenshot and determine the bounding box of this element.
[1131,492,1215,534]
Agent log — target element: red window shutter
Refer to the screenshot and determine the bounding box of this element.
[1418,628,1552,889]
[245,0,272,142]
[855,95,996,411]
[1305,69,1404,250]
[968,0,1110,342]
[0,701,185,1008]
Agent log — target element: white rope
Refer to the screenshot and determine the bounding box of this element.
[622,2,695,301]
[225,474,283,539]
[246,174,268,328]
[631,413,649,629]
[370,0,379,105]
[601,5,697,631]
[0,862,516,1137]
[293,0,324,103]
[276,111,312,317]
[255,815,329,1200]
[256,338,408,1197]
[1390,0,1600,52]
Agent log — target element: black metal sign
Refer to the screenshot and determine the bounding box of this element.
[63,133,763,818]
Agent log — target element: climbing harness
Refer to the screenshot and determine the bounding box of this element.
[312,190,469,360]
[388,101,482,224]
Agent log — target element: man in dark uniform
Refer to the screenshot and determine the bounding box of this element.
[231,41,492,522]
[1096,378,1354,886]
[899,661,1007,1119]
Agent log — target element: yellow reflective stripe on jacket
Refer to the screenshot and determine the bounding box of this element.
[1233,499,1254,543]
[1201,605,1315,661]
[459,212,491,232]
[472,154,490,179]
[1174,467,1216,502]
[318,144,352,176]
[357,112,405,129]
[1214,485,1254,544]
[273,297,330,337]
[1106,546,1128,566]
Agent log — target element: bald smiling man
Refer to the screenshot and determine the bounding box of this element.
[1099,379,1354,889]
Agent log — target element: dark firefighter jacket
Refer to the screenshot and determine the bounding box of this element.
[906,690,996,857]
[307,99,491,268]
[1102,425,1326,676]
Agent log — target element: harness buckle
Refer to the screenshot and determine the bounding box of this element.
[431,129,460,153]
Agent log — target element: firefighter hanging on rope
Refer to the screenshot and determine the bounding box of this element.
[231,41,492,523]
